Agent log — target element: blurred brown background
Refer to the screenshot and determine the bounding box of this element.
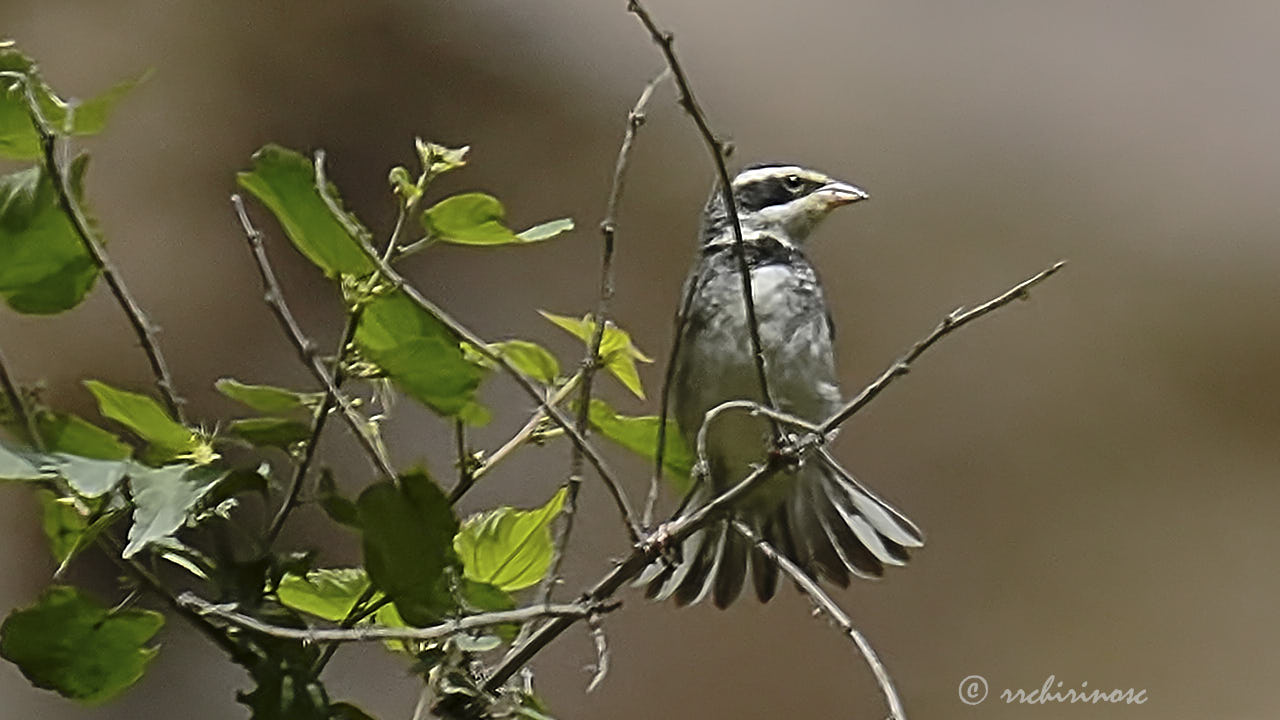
[1,1,1277,718]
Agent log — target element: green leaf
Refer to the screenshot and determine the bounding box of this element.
[50,454,129,497]
[453,486,566,591]
[516,217,574,242]
[423,193,562,247]
[414,139,468,177]
[317,470,360,529]
[123,464,227,558]
[216,378,322,416]
[36,490,87,564]
[227,417,312,449]
[35,410,131,459]
[0,158,100,314]
[0,585,163,704]
[237,144,374,277]
[0,441,49,480]
[355,291,485,419]
[358,471,457,626]
[83,380,197,457]
[277,569,371,622]
[487,340,560,385]
[586,399,694,492]
[0,47,145,159]
[540,311,652,398]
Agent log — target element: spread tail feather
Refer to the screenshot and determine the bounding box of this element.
[644,465,922,607]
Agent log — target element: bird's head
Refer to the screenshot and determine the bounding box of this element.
[700,163,868,248]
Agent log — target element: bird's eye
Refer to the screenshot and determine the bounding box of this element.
[783,174,804,192]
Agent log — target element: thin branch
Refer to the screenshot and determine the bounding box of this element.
[264,310,362,545]
[346,213,642,542]
[732,520,906,720]
[820,261,1066,434]
[178,592,616,644]
[695,400,821,474]
[232,195,397,480]
[544,68,670,602]
[647,264,702,527]
[629,0,779,433]
[16,79,185,421]
[0,343,42,450]
[451,372,582,504]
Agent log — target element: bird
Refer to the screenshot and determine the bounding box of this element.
[644,163,925,608]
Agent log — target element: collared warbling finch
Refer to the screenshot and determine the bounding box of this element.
[645,164,924,607]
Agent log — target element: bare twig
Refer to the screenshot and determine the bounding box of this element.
[820,261,1066,434]
[0,343,42,450]
[544,69,670,602]
[585,613,611,693]
[647,266,702,527]
[695,400,821,474]
[178,592,615,644]
[629,0,779,433]
[732,520,906,720]
[232,195,396,480]
[16,79,185,421]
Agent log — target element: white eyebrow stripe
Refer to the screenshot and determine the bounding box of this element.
[731,166,829,188]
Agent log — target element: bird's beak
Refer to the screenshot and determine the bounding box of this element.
[814,181,870,208]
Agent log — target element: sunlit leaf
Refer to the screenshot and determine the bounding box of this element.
[0,47,145,160]
[487,340,560,385]
[36,490,86,563]
[586,399,694,492]
[0,585,163,704]
[358,471,458,626]
[237,144,374,277]
[422,193,566,247]
[453,486,566,592]
[123,464,227,558]
[215,378,321,416]
[277,568,371,622]
[355,291,485,419]
[83,380,198,458]
[0,158,100,314]
[539,311,652,398]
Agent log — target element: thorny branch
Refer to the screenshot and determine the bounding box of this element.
[13,77,186,422]
[482,262,1064,695]
[232,194,397,481]
[544,68,671,603]
[732,520,905,720]
[628,0,781,439]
